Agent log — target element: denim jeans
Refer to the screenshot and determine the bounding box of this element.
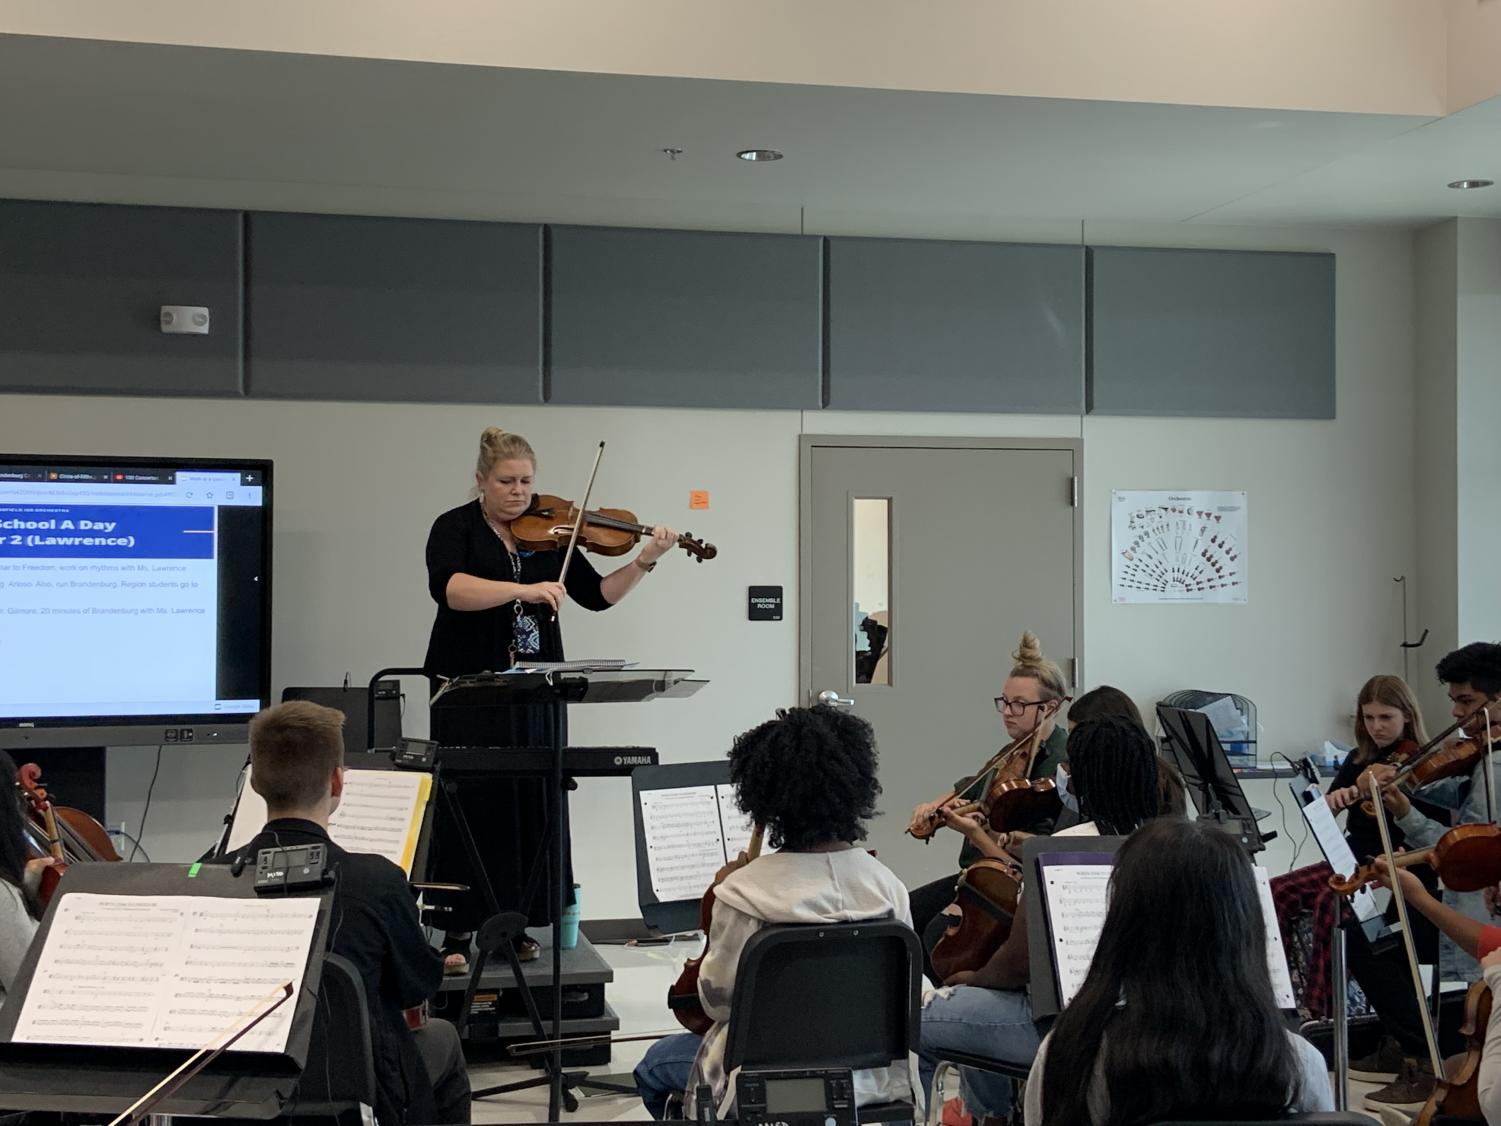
[635,1032,704,1119]
[918,986,1039,1119]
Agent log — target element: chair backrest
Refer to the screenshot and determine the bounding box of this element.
[293,953,377,1111]
[724,921,921,1073]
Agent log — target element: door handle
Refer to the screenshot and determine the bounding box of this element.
[814,689,855,709]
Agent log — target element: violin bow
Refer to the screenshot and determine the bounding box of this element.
[1367,773,1445,1081]
[554,441,606,621]
[1485,707,1497,825]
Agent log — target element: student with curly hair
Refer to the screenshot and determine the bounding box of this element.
[633,705,912,1120]
[917,717,1168,1126]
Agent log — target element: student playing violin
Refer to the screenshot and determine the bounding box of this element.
[917,717,1166,1126]
[1374,857,1501,1126]
[1353,643,1501,1110]
[905,631,1069,983]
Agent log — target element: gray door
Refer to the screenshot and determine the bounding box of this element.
[800,438,1081,889]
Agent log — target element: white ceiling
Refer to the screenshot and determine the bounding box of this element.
[1,33,1499,231]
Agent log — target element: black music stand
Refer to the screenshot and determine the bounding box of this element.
[427,666,702,1119]
[1157,703,1267,854]
[1020,835,1127,1022]
[0,863,332,1119]
[631,761,737,936]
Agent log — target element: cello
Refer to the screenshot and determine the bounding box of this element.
[666,825,764,1035]
[929,857,1023,982]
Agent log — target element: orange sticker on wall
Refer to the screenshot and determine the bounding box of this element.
[689,490,710,510]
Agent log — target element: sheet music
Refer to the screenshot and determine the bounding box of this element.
[226,767,431,875]
[640,786,729,902]
[1254,866,1298,1009]
[1038,854,1114,1007]
[716,784,755,857]
[12,893,319,1053]
[1296,785,1382,923]
[1037,855,1298,1009]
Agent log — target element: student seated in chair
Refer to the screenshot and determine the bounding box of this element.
[917,716,1171,1126]
[1026,817,1332,1126]
[218,702,470,1126]
[633,704,913,1120]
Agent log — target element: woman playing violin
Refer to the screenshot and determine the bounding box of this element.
[1353,644,1501,1111]
[905,631,1069,981]
[423,427,679,972]
[633,706,911,1120]
[1,751,62,1007]
[916,716,1167,1126]
[1325,675,1433,860]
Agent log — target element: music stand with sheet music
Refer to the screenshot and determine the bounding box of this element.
[631,761,749,936]
[424,665,704,1120]
[1021,834,1296,1024]
[217,751,437,881]
[1158,703,1267,853]
[0,863,332,1119]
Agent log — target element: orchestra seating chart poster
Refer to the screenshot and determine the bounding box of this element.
[1111,491,1248,605]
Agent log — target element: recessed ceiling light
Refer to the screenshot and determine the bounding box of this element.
[1448,179,1494,190]
[737,149,783,162]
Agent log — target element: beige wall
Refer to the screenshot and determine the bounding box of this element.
[0,218,1417,917]
[0,0,1449,115]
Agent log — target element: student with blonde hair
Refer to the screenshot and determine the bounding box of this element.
[905,630,1070,984]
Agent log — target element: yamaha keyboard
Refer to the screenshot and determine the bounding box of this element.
[434,745,659,777]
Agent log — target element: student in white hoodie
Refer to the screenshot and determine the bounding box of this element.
[634,705,914,1119]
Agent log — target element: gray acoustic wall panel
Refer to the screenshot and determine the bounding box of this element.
[246,213,541,403]
[826,238,1084,413]
[1088,246,1335,418]
[0,199,243,396]
[548,226,821,408]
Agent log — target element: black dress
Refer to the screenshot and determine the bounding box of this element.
[423,499,612,931]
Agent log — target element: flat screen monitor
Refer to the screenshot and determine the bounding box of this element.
[0,454,272,748]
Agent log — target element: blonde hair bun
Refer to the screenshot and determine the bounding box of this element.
[476,427,537,478]
[1007,629,1068,702]
[1012,629,1045,670]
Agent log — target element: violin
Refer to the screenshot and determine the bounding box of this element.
[666,825,764,1035]
[909,725,1052,842]
[1415,979,1491,1126]
[930,858,1022,982]
[1330,821,1501,896]
[512,494,716,563]
[1360,702,1501,815]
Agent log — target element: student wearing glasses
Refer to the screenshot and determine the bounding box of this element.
[904,630,1069,983]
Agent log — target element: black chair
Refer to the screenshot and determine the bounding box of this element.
[722,920,922,1124]
[284,953,378,1124]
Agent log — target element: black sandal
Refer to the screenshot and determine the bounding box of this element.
[514,933,541,962]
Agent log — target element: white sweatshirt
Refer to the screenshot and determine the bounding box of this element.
[686,847,915,1118]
